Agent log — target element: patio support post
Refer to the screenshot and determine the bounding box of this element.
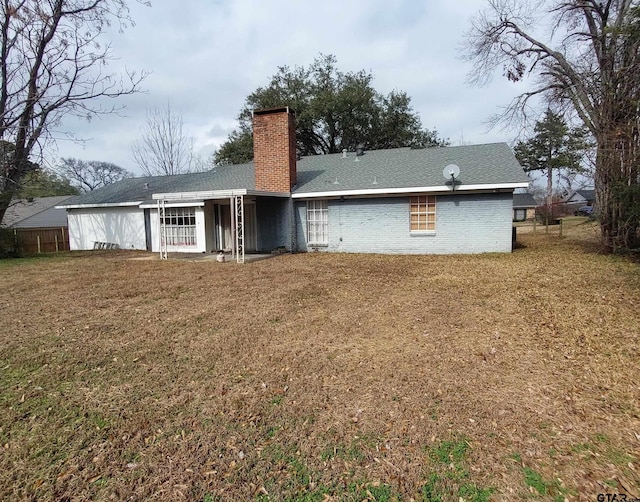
[158,199,168,260]
[235,195,245,263]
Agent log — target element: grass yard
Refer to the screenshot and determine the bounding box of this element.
[0,219,638,501]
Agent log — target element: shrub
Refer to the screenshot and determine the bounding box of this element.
[0,227,21,258]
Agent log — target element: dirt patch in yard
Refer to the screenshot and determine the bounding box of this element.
[0,220,638,501]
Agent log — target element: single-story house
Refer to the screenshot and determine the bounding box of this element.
[512,193,537,222]
[2,196,73,253]
[59,107,528,261]
[565,189,595,205]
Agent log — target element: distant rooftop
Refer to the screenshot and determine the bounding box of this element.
[2,196,73,228]
[513,193,537,208]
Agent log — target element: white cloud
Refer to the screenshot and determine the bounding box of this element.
[55,0,531,174]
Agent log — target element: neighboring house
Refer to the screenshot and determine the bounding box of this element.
[513,193,537,222]
[2,196,73,253]
[565,189,595,205]
[59,107,528,261]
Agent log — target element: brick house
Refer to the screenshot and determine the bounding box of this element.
[512,193,537,221]
[59,107,528,261]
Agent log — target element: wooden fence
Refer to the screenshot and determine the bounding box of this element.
[514,219,565,237]
[13,227,70,254]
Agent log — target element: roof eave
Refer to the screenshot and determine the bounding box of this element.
[139,201,205,209]
[151,189,290,200]
[56,201,143,209]
[152,189,249,200]
[291,182,529,199]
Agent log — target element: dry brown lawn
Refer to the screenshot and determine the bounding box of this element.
[0,219,638,501]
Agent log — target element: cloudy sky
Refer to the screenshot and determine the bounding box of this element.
[56,0,533,176]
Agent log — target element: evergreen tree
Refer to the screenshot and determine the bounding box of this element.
[514,110,591,222]
[18,170,79,198]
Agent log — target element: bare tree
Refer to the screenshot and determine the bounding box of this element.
[0,0,147,224]
[131,103,196,176]
[464,0,640,251]
[56,158,131,192]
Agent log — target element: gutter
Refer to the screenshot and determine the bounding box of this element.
[55,201,143,209]
[291,182,529,199]
[152,189,291,200]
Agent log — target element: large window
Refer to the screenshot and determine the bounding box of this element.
[161,207,197,246]
[410,195,436,232]
[307,200,328,246]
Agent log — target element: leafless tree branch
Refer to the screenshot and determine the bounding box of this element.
[463,0,640,250]
[131,103,196,176]
[0,0,148,223]
[56,157,130,191]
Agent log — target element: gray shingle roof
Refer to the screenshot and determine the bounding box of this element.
[294,143,527,194]
[60,143,527,207]
[513,193,537,208]
[61,164,255,206]
[2,196,72,228]
[577,189,595,201]
[565,188,596,203]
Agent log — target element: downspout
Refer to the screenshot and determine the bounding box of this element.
[288,197,296,253]
[230,196,235,261]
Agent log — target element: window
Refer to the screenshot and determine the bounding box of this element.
[307,200,328,245]
[161,207,197,246]
[410,195,436,232]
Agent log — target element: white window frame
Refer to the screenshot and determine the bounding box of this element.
[161,207,197,247]
[410,195,436,233]
[307,200,328,246]
[514,208,527,222]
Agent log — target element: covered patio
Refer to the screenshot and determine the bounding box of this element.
[152,189,292,263]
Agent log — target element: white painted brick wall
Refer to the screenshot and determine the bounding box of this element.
[295,193,513,254]
[68,207,146,251]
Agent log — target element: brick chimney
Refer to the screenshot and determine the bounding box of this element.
[253,107,297,192]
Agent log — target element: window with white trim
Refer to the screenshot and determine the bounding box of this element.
[410,195,436,232]
[161,207,197,246]
[307,200,328,246]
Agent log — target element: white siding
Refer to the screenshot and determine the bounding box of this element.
[68,207,146,250]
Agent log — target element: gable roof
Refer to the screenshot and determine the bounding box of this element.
[566,188,595,203]
[2,196,73,228]
[513,193,537,208]
[576,189,595,201]
[59,143,527,208]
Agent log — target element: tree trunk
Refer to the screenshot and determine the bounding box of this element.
[547,164,553,225]
[0,194,10,225]
[596,125,640,252]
